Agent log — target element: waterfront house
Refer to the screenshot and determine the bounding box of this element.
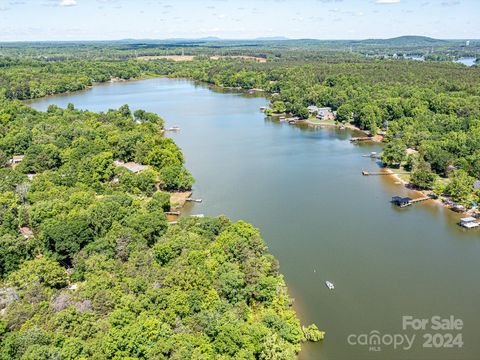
[114,160,147,173]
[391,196,412,208]
[307,105,319,114]
[316,107,336,120]
[10,155,24,165]
[326,113,336,121]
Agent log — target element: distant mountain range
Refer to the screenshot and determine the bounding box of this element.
[356,35,449,46]
[6,35,474,46]
[116,35,467,44]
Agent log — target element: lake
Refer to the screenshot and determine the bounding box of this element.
[28,78,480,360]
[455,57,477,67]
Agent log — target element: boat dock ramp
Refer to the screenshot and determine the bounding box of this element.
[391,196,432,208]
[362,170,409,176]
[362,152,381,159]
[350,137,372,143]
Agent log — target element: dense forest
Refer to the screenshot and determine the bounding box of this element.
[0,96,321,357]
[0,36,478,61]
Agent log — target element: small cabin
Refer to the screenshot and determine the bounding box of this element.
[316,107,336,120]
[459,217,479,229]
[114,160,147,174]
[10,155,25,165]
[19,226,34,239]
[391,196,412,208]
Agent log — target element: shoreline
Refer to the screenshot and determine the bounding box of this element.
[24,76,473,220]
[22,73,161,104]
[302,118,381,139]
[166,191,194,223]
[300,117,473,218]
[170,191,193,210]
[384,169,476,217]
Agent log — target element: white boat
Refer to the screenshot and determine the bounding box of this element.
[325,281,334,290]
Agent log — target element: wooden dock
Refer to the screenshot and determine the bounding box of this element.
[391,195,431,207]
[362,170,409,176]
[351,137,371,142]
[362,152,380,159]
[410,196,431,204]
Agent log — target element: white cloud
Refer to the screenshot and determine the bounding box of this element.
[60,0,77,6]
[375,0,401,4]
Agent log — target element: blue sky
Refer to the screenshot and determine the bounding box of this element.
[0,0,478,41]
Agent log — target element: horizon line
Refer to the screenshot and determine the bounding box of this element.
[0,35,479,44]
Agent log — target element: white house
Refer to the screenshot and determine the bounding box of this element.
[114,160,147,174]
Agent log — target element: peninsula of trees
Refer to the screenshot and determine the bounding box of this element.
[0,96,320,358]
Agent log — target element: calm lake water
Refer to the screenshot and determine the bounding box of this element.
[28,78,480,360]
[455,57,477,67]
